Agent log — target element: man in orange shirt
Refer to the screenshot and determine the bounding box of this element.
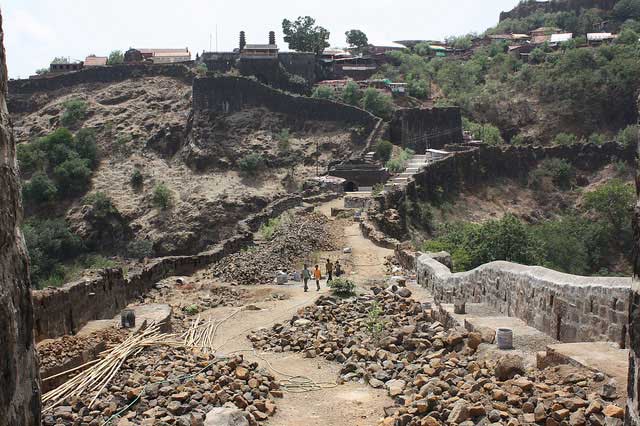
[313,265,322,291]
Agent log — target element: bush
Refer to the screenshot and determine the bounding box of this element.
[22,172,58,206]
[530,158,574,190]
[259,217,281,240]
[616,124,638,146]
[374,140,393,162]
[552,133,578,146]
[238,153,266,176]
[53,157,92,196]
[17,143,45,175]
[342,81,362,105]
[463,119,504,145]
[311,86,335,100]
[60,99,88,128]
[365,301,386,341]
[276,128,291,152]
[584,179,634,232]
[82,192,117,220]
[74,128,98,168]
[385,148,415,173]
[130,168,144,188]
[328,278,356,298]
[152,183,173,210]
[126,239,154,259]
[361,88,393,120]
[22,218,85,288]
[107,50,124,65]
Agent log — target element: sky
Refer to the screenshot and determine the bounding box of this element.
[3,0,520,79]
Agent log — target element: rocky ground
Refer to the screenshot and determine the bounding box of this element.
[38,327,129,373]
[42,349,280,426]
[248,281,626,426]
[207,210,336,285]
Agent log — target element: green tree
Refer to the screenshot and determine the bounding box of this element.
[617,124,639,146]
[53,157,92,196]
[152,183,174,210]
[414,42,432,57]
[107,50,124,65]
[61,99,88,128]
[614,0,640,21]
[345,29,369,50]
[74,128,98,168]
[361,88,393,120]
[552,133,578,146]
[17,143,46,175]
[584,179,634,233]
[445,34,473,50]
[238,153,265,176]
[22,172,58,206]
[35,68,49,75]
[374,140,393,162]
[282,16,330,55]
[617,28,639,45]
[311,85,335,100]
[342,81,362,105]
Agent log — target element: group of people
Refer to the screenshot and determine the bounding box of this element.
[301,259,343,292]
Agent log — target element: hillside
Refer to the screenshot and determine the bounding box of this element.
[10,73,365,287]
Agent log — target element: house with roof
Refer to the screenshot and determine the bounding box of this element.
[549,33,573,46]
[84,55,107,67]
[240,44,279,58]
[587,33,617,46]
[124,48,191,64]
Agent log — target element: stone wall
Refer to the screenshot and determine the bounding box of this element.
[8,63,195,113]
[389,107,463,152]
[192,76,378,131]
[417,254,631,346]
[31,194,302,342]
[406,141,635,204]
[0,12,41,425]
[277,52,317,84]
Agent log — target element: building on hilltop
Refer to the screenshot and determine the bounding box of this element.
[241,44,279,58]
[49,60,83,73]
[84,55,107,67]
[124,48,191,64]
[587,32,617,45]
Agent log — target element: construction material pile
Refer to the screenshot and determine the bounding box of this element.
[42,347,280,425]
[248,284,625,426]
[210,211,335,285]
[38,327,129,373]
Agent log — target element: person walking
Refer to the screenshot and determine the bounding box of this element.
[334,260,342,278]
[302,264,311,292]
[313,264,322,291]
[325,259,333,283]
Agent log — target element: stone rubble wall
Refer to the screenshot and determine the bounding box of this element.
[389,107,463,152]
[417,254,631,347]
[31,194,302,342]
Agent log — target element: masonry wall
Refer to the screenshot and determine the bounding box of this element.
[405,141,635,204]
[192,76,379,130]
[277,52,317,84]
[417,254,631,346]
[389,107,463,152]
[31,194,302,341]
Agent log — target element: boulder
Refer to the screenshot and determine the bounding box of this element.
[494,354,524,381]
[204,407,249,426]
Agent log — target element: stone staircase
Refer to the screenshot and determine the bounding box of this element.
[384,151,444,191]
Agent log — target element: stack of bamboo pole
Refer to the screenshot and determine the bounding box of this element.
[42,323,179,412]
[182,315,216,353]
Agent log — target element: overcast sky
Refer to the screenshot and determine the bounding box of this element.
[3,0,520,79]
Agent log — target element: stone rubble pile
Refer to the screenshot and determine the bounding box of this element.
[38,327,129,373]
[248,283,625,426]
[143,282,248,311]
[209,211,335,285]
[42,349,281,426]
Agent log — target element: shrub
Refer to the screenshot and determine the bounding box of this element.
[372,183,384,196]
[328,277,356,298]
[365,301,386,341]
[184,304,200,315]
[552,132,578,146]
[60,99,88,128]
[276,128,291,152]
[311,86,335,100]
[36,128,76,168]
[342,81,362,105]
[130,168,144,188]
[584,179,634,232]
[374,140,393,162]
[588,133,607,145]
[22,172,58,206]
[107,50,124,65]
[53,157,92,196]
[530,158,574,190]
[126,239,154,259]
[17,143,46,175]
[616,124,639,146]
[238,153,265,176]
[361,88,393,120]
[22,218,85,288]
[259,217,281,240]
[74,128,98,168]
[152,183,173,210]
[82,192,117,220]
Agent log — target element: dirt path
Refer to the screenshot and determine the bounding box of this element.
[188,197,394,425]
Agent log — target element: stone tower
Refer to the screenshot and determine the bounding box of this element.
[239,31,246,52]
[269,30,276,45]
[0,9,42,426]
[627,94,640,426]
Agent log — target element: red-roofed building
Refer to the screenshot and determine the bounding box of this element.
[84,55,107,67]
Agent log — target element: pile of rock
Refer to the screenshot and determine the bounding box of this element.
[209,211,335,285]
[143,282,248,310]
[248,284,626,426]
[42,349,280,426]
[38,327,129,372]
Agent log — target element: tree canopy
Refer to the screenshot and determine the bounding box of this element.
[345,29,369,50]
[282,16,330,55]
[107,50,124,65]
